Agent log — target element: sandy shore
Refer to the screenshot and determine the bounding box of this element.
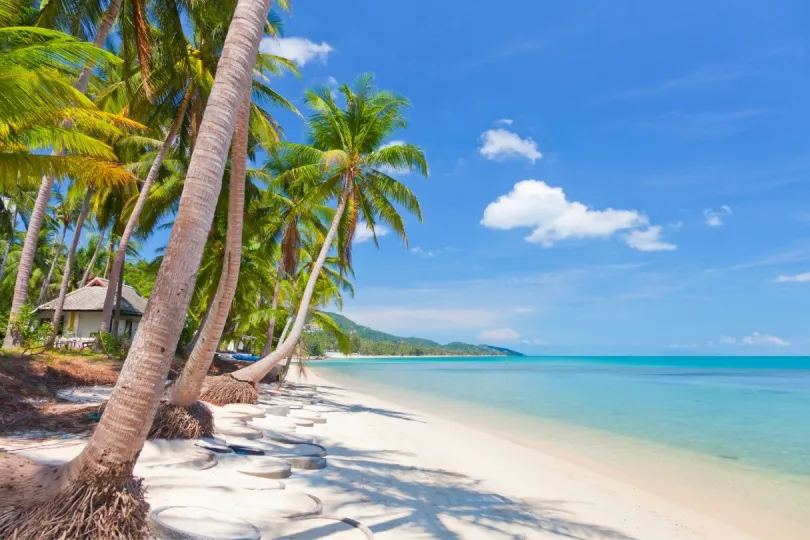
[289,368,772,539]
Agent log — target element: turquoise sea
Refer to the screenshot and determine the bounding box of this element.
[317,356,810,478]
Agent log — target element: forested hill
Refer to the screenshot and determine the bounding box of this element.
[301,312,524,357]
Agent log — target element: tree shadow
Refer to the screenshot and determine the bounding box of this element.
[294,443,637,539]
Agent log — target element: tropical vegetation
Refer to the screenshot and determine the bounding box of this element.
[0,0,428,536]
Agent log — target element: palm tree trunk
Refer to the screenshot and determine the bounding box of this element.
[47,191,92,347]
[275,339,298,389]
[168,91,250,406]
[0,209,17,283]
[231,178,352,383]
[103,233,114,278]
[74,0,124,93]
[100,87,193,332]
[185,296,213,354]
[277,315,293,347]
[260,275,282,356]
[80,227,106,288]
[111,260,124,336]
[38,223,68,305]
[3,173,54,348]
[1,0,125,350]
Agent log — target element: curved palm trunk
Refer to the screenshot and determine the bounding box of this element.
[260,276,282,356]
[3,175,55,348]
[38,223,67,305]
[47,191,92,347]
[185,295,214,354]
[112,261,124,336]
[100,87,193,333]
[1,0,124,349]
[231,180,351,383]
[168,92,250,406]
[0,210,14,282]
[80,227,106,288]
[103,234,114,278]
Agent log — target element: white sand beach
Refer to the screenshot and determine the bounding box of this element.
[283,368,803,540]
[4,368,804,539]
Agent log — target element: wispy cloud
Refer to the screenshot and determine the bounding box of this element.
[452,40,542,73]
[615,67,754,99]
[720,332,790,347]
[704,206,733,227]
[478,328,521,341]
[775,272,810,283]
[495,118,514,126]
[639,109,769,139]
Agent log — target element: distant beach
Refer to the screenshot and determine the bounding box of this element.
[312,355,810,539]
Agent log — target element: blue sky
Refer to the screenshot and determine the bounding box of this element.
[162,1,810,354]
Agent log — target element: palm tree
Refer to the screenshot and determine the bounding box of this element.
[208,75,428,398]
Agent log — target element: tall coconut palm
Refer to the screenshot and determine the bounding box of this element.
[205,75,427,401]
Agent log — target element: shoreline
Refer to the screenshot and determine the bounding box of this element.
[304,366,809,539]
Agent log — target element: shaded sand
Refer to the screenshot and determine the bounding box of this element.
[284,368,802,540]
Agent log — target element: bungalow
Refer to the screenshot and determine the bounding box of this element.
[37,277,148,339]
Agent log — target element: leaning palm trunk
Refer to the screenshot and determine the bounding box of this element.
[3,175,55,348]
[276,340,298,389]
[167,91,250,407]
[227,180,351,385]
[100,87,193,333]
[38,223,67,305]
[0,0,272,535]
[1,0,124,349]
[80,227,106,288]
[260,275,282,356]
[47,191,92,347]
[0,211,14,282]
[111,259,125,336]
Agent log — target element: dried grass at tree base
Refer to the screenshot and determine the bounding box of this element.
[199,374,257,406]
[0,454,148,540]
[147,401,214,439]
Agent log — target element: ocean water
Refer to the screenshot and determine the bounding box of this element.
[317,356,810,477]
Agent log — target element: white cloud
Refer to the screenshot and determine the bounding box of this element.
[775,272,810,283]
[521,338,544,345]
[720,332,790,347]
[495,118,514,126]
[259,37,333,66]
[704,205,732,227]
[325,76,338,86]
[411,246,442,258]
[481,180,651,247]
[354,222,389,244]
[478,328,521,341]
[624,226,677,252]
[479,129,542,163]
[513,307,536,314]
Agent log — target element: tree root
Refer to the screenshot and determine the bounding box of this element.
[147,401,214,440]
[0,454,148,539]
[199,374,257,406]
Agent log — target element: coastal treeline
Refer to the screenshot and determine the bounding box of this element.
[0,0,427,536]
